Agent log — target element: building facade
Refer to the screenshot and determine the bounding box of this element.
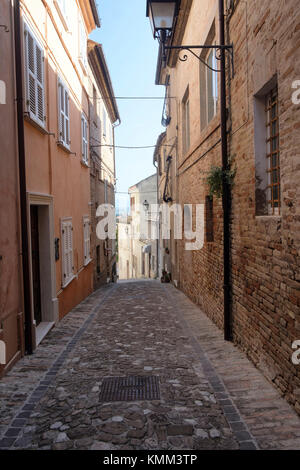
[20,0,100,349]
[0,1,25,376]
[117,216,132,280]
[152,0,300,413]
[0,0,118,375]
[88,40,120,289]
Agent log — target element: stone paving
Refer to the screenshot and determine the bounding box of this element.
[0,280,300,450]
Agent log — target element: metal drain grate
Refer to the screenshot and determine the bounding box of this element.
[99,375,160,402]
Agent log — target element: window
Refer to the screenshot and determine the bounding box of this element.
[54,0,70,29]
[102,108,107,137]
[254,77,280,216]
[61,218,73,286]
[58,78,70,150]
[79,18,87,70]
[24,24,45,128]
[104,179,108,203]
[200,24,218,130]
[109,124,113,151]
[182,89,190,154]
[93,85,97,117]
[131,197,135,212]
[205,196,214,242]
[83,217,91,265]
[266,87,280,215]
[81,113,88,165]
[183,205,192,238]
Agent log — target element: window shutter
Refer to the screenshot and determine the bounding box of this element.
[67,221,73,277]
[58,81,64,142]
[61,219,73,285]
[85,119,88,162]
[81,114,88,163]
[25,26,45,127]
[65,89,70,146]
[83,218,90,264]
[36,43,45,124]
[62,221,67,282]
[58,80,70,148]
[25,29,36,116]
[81,116,85,159]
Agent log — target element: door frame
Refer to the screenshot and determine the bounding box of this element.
[27,193,58,349]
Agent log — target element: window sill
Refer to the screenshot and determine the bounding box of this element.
[24,113,47,134]
[84,258,92,267]
[255,215,282,220]
[81,159,89,168]
[62,274,75,289]
[57,141,71,154]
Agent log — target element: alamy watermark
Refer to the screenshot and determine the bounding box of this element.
[0,340,6,365]
[96,203,204,251]
[292,80,300,104]
[292,340,300,365]
[0,80,6,105]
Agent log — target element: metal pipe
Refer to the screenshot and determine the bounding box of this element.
[14,0,33,354]
[219,0,232,341]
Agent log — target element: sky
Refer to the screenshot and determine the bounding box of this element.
[90,0,165,214]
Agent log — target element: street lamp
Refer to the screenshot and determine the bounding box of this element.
[146,0,178,40]
[146,0,233,75]
[143,200,150,212]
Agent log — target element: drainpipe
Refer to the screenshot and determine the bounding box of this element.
[219,0,232,341]
[153,159,159,279]
[14,0,33,354]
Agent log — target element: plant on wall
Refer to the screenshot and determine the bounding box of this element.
[206,159,236,199]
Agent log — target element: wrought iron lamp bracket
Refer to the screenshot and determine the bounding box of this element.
[163,44,234,78]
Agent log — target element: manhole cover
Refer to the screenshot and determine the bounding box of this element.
[99,376,160,402]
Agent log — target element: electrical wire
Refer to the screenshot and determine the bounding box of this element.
[90,135,177,151]
[89,96,176,100]
[91,144,176,149]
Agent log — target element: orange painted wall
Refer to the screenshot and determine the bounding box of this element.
[21,0,94,317]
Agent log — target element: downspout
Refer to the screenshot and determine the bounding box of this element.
[163,156,173,203]
[14,0,33,353]
[219,0,232,341]
[153,159,159,279]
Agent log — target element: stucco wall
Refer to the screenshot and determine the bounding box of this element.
[0,0,24,375]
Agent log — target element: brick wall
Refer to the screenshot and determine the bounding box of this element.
[158,0,300,413]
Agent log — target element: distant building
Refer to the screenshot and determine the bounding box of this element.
[118,174,158,280]
[88,41,120,289]
[117,216,132,280]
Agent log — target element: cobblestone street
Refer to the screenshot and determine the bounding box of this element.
[1,281,300,451]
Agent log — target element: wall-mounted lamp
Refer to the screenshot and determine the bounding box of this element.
[143,200,150,212]
[146,0,234,75]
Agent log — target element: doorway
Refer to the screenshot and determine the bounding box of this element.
[30,205,42,326]
[28,196,58,348]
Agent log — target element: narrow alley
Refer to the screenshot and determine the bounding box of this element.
[1,281,299,451]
